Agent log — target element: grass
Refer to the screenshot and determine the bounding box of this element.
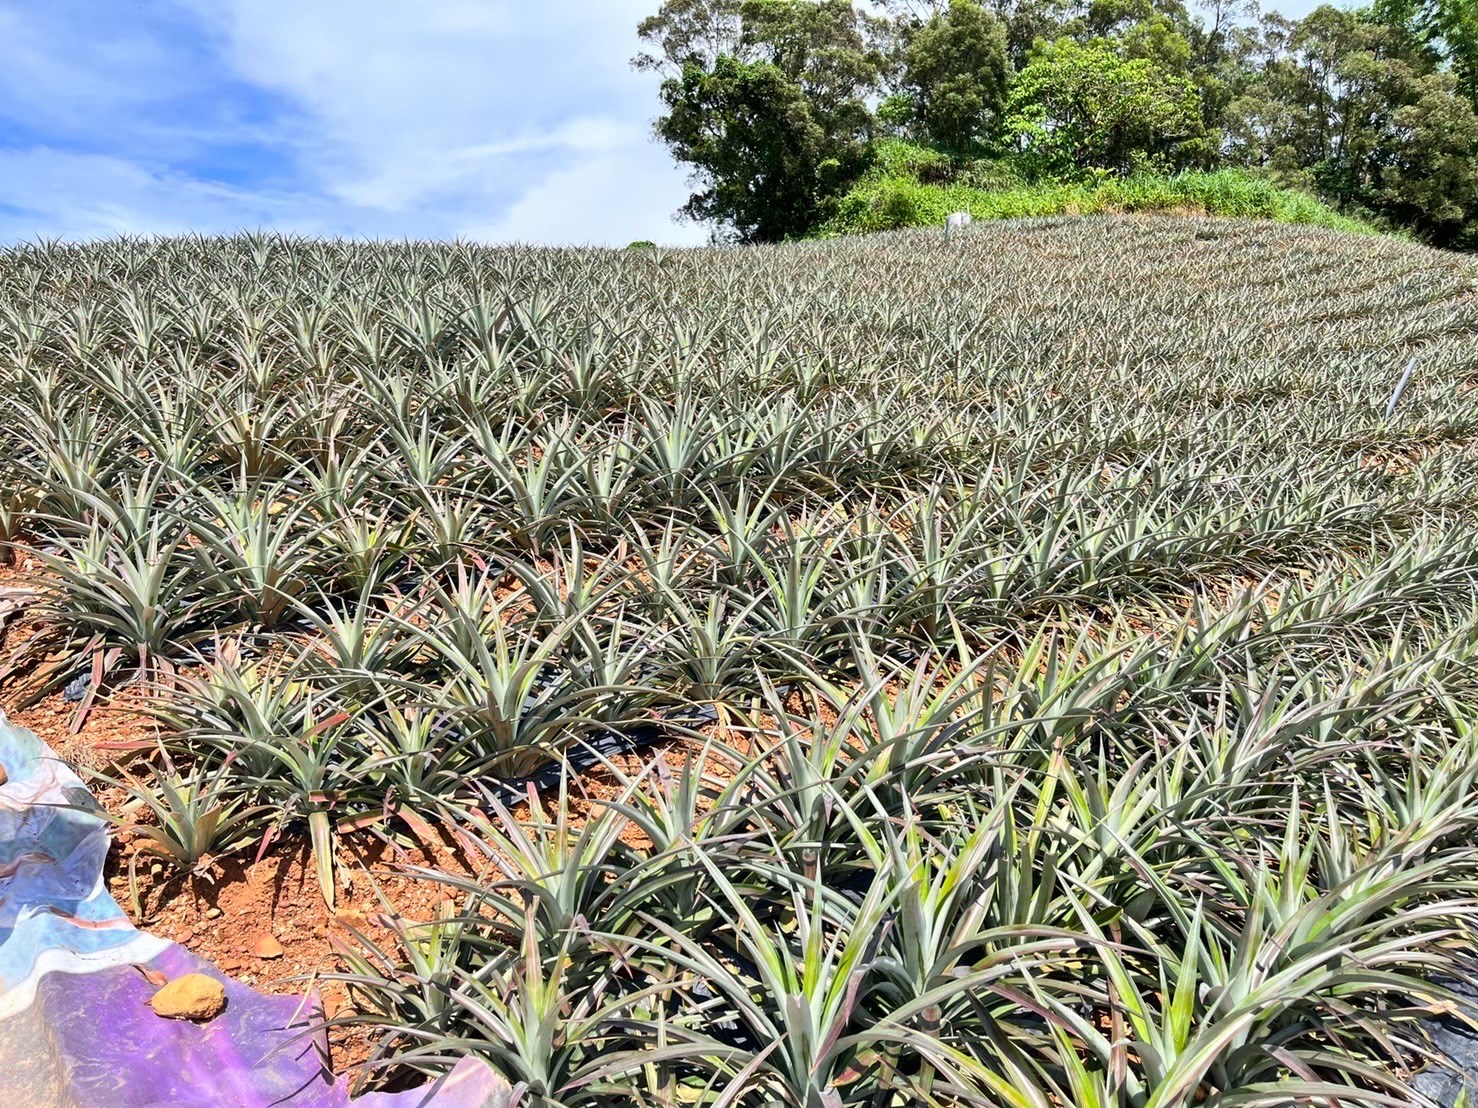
[0,220,1476,1104]
[821,142,1380,237]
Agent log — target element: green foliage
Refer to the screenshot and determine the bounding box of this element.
[634,0,742,73]
[1006,36,1208,175]
[895,0,1011,152]
[823,157,1377,235]
[636,0,1478,248]
[1374,0,1478,107]
[640,0,880,241]
[653,57,838,241]
[1235,4,1478,250]
[866,134,957,182]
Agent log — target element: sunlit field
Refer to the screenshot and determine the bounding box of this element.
[2,217,1477,1104]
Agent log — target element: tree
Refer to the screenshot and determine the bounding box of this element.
[1005,37,1206,174]
[1225,5,1478,246]
[1374,0,1478,107]
[1195,0,1260,57]
[1380,75,1478,245]
[635,0,1478,248]
[896,0,1011,152]
[635,0,744,75]
[740,0,884,121]
[1076,0,1197,72]
[977,0,1084,70]
[650,54,874,240]
[653,57,834,241]
[638,0,882,242]
[1219,14,1305,171]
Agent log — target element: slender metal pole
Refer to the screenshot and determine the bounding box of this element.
[1384,357,1417,419]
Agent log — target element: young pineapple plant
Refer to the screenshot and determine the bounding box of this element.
[0,219,1474,1102]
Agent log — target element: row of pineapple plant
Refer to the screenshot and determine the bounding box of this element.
[0,218,1475,1103]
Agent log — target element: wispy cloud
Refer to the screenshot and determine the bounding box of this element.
[0,148,326,242]
[0,0,706,245]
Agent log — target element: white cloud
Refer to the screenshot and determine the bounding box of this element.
[0,2,181,130]
[0,0,708,245]
[0,148,308,241]
[331,117,645,213]
[469,144,703,247]
[179,0,707,243]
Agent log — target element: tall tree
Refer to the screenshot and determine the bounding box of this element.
[635,0,744,75]
[638,0,881,241]
[1005,37,1206,174]
[895,0,1012,151]
[1374,0,1478,106]
[1230,5,1478,246]
[636,0,1478,248]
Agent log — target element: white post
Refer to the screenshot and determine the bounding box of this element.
[1384,357,1418,419]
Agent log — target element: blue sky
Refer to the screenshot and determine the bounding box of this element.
[1265,0,1324,17]
[0,0,1328,247]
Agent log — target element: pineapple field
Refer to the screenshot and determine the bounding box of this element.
[2,215,1478,1105]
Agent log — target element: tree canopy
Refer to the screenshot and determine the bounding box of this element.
[1005,37,1205,174]
[637,0,1478,247]
[895,0,1012,152]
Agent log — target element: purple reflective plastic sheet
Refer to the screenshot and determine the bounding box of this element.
[0,717,508,1107]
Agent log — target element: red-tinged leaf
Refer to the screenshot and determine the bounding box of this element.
[132,964,169,987]
[95,739,158,752]
[254,823,278,867]
[396,803,440,850]
[305,711,351,738]
[337,810,385,833]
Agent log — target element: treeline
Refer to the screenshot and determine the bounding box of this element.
[636,0,1478,247]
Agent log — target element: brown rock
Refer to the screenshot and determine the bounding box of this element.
[253,935,284,960]
[0,762,8,786]
[149,973,227,1021]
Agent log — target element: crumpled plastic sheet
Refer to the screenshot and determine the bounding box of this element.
[0,716,509,1107]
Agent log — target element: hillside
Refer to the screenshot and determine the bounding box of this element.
[1,219,1477,1103]
[821,144,1382,237]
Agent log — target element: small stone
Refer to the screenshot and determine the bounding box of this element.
[205,907,222,919]
[253,935,284,960]
[177,928,193,944]
[0,762,8,786]
[149,863,164,878]
[149,974,227,1021]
